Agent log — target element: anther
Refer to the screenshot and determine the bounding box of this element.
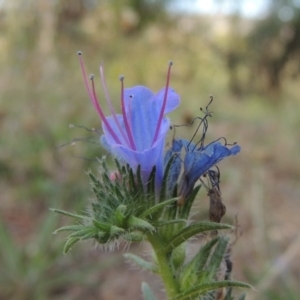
[89,74,94,80]
[77,51,82,56]
[119,75,124,81]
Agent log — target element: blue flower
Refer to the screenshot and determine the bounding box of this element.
[178,140,241,202]
[78,53,180,192]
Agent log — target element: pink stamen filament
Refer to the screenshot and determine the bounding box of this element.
[77,52,121,144]
[151,61,173,146]
[99,64,131,147]
[120,76,136,150]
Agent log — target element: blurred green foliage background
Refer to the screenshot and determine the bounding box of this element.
[0,0,300,299]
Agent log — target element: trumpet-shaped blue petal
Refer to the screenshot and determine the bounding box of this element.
[179,141,241,199]
[101,86,180,190]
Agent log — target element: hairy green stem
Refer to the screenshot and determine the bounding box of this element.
[147,233,179,299]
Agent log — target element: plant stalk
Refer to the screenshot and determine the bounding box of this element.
[147,233,179,299]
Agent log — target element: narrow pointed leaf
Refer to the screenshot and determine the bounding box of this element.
[154,219,186,227]
[68,228,97,238]
[164,222,232,253]
[146,166,156,204]
[136,165,145,198]
[207,236,230,279]
[115,204,127,226]
[53,225,86,234]
[63,237,80,254]
[110,225,125,236]
[179,185,201,219]
[124,253,158,273]
[141,282,158,300]
[160,155,175,200]
[50,208,88,220]
[172,281,252,300]
[140,198,178,219]
[80,231,98,240]
[127,215,155,232]
[123,231,145,242]
[180,237,219,289]
[93,219,111,231]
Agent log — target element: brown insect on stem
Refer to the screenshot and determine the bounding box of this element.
[208,187,226,223]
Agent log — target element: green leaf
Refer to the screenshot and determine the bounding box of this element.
[53,225,86,234]
[136,165,145,198]
[164,222,232,253]
[127,215,155,232]
[88,171,101,189]
[50,208,88,220]
[206,236,230,280]
[128,165,137,193]
[160,155,175,200]
[92,219,111,231]
[180,237,219,290]
[124,253,158,273]
[141,282,157,300]
[139,198,178,219]
[110,225,125,236]
[123,231,145,242]
[154,219,186,227]
[146,166,156,204]
[179,185,201,220]
[63,237,80,254]
[172,280,252,300]
[114,204,127,226]
[80,231,98,240]
[68,227,97,239]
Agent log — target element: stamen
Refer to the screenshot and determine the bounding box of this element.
[77,52,121,144]
[99,64,130,146]
[151,61,173,146]
[120,76,136,150]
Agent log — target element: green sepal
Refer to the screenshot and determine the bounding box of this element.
[63,237,80,254]
[88,171,101,189]
[141,282,157,300]
[123,231,145,242]
[127,215,155,232]
[136,165,145,198]
[180,237,219,290]
[50,208,88,221]
[52,225,86,234]
[164,222,232,253]
[140,198,178,220]
[92,219,111,231]
[114,204,127,227]
[172,281,252,300]
[124,253,158,273]
[110,225,125,236]
[146,166,156,204]
[68,227,97,239]
[179,185,201,220]
[160,155,175,200]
